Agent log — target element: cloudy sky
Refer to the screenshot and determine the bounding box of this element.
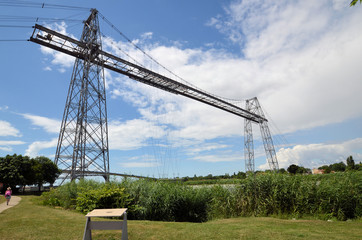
[0,0,361,178]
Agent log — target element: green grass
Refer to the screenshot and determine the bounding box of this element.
[0,195,361,240]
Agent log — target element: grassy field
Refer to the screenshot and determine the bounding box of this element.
[0,195,361,240]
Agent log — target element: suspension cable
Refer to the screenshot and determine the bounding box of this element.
[0,39,28,42]
[0,15,83,23]
[0,1,90,11]
[0,25,32,28]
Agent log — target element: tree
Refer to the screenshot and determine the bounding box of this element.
[346,155,355,170]
[32,156,61,191]
[235,171,246,179]
[296,166,311,174]
[318,165,332,174]
[278,168,287,174]
[350,0,362,6]
[0,154,28,192]
[330,162,346,172]
[0,154,60,192]
[287,164,299,174]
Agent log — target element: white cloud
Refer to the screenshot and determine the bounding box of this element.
[25,138,58,157]
[206,0,362,134]
[194,154,242,163]
[43,66,52,71]
[120,161,160,168]
[119,155,161,168]
[39,22,76,71]
[259,138,362,170]
[0,120,21,137]
[141,32,153,40]
[189,143,229,154]
[0,146,12,152]
[0,140,25,145]
[21,114,60,134]
[0,106,9,111]
[108,119,167,150]
[105,0,362,141]
[0,140,25,152]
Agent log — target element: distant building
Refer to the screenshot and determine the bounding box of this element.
[312,169,325,174]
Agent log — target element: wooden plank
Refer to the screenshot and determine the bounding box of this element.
[86,208,127,217]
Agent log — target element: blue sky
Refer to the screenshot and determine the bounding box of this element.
[0,0,362,178]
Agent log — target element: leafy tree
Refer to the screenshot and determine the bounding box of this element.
[356,162,362,171]
[287,164,299,174]
[235,171,246,179]
[318,165,332,174]
[0,154,28,192]
[278,168,287,174]
[350,0,362,6]
[329,162,346,172]
[32,156,61,191]
[0,154,60,192]
[296,166,311,174]
[346,155,355,171]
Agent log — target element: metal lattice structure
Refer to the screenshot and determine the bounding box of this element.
[29,9,278,179]
[53,9,109,181]
[244,97,279,172]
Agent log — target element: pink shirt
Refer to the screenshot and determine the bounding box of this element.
[5,190,11,196]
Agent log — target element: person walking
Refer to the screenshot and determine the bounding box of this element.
[5,187,12,205]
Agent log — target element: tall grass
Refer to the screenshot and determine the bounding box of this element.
[209,172,362,220]
[40,172,362,222]
[41,179,212,222]
[122,180,212,222]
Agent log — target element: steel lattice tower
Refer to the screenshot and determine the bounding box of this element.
[244,97,279,172]
[54,9,110,181]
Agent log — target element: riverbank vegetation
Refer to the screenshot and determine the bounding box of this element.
[41,171,362,222]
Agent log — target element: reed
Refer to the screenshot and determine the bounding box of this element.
[40,172,362,222]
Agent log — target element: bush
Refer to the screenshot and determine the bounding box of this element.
[76,185,133,214]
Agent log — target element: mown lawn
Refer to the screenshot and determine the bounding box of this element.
[0,196,5,204]
[0,195,361,240]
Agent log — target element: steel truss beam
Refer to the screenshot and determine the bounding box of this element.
[29,24,266,124]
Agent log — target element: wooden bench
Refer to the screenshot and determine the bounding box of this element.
[83,208,128,240]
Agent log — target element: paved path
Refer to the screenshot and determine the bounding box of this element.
[0,196,21,213]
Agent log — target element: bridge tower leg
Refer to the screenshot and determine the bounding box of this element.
[244,97,279,172]
[54,9,110,182]
[244,109,255,173]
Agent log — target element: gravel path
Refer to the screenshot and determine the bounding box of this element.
[0,196,21,213]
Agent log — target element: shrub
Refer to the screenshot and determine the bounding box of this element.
[76,185,133,214]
